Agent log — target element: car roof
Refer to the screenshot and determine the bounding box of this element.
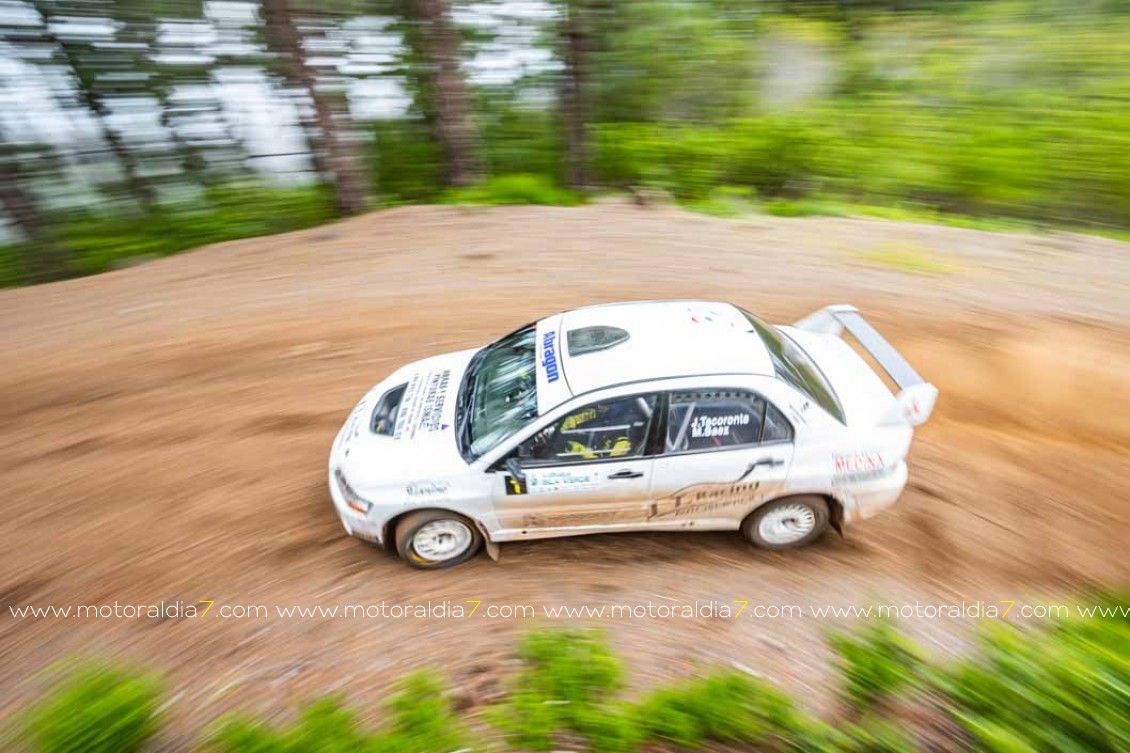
[542,300,774,401]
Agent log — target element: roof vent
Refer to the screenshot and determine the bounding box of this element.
[567,326,630,356]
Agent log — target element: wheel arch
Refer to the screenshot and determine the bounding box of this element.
[740,493,844,536]
[383,507,493,550]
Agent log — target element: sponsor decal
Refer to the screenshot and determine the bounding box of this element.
[392,369,451,440]
[406,480,450,498]
[417,369,451,433]
[648,482,760,520]
[504,475,528,496]
[687,305,737,326]
[526,467,600,495]
[541,330,560,383]
[393,372,421,441]
[834,451,891,482]
[690,412,750,438]
[519,508,636,528]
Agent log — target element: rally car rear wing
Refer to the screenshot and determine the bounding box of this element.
[795,305,938,426]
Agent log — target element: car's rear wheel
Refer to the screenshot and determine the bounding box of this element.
[742,496,829,549]
[395,510,483,569]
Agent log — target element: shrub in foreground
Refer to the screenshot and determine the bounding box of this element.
[941,602,1130,753]
[17,600,1130,753]
[21,664,161,753]
[633,671,803,749]
[208,670,468,753]
[487,629,629,751]
[827,618,924,713]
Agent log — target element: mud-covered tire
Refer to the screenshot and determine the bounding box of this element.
[395,510,483,569]
[742,496,829,550]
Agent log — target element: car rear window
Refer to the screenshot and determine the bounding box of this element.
[742,310,846,424]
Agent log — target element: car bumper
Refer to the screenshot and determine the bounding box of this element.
[328,466,391,544]
[840,460,908,523]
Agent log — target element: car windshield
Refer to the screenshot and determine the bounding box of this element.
[458,324,539,460]
[742,310,846,424]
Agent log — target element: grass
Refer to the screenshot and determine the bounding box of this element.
[678,192,1045,239]
[443,173,584,207]
[855,244,960,276]
[681,186,759,218]
[0,182,337,288]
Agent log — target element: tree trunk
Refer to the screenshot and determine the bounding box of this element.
[32,1,157,213]
[0,159,44,242]
[560,0,590,190]
[260,0,369,215]
[155,89,210,182]
[413,0,484,188]
[0,156,69,282]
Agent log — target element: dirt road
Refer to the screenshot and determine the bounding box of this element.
[1,204,1128,736]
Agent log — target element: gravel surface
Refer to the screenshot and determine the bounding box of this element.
[1,204,1127,739]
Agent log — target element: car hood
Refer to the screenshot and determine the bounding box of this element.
[334,347,478,490]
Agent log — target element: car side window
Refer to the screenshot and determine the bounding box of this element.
[667,390,788,453]
[520,394,658,463]
[762,402,794,443]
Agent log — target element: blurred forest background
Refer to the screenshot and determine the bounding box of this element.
[1,0,1129,286]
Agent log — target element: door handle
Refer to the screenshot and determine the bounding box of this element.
[736,457,785,482]
[608,469,644,480]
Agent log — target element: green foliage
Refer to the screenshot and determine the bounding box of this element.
[827,619,924,712]
[14,611,1130,753]
[592,123,725,198]
[377,671,468,753]
[805,718,918,753]
[589,0,757,123]
[0,183,335,287]
[481,101,564,179]
[209,671,469,753]
[682,186,757,218]
[7,0,1130,289]
[583,3,1130,226]
[443,174,583,206]
[633,671,803,749]
[20,664,162,753]
[761,198,851,218]
[371,119,443,202]
[940,600,1130,753]
[487,629,627,751]
[487,630,806,752]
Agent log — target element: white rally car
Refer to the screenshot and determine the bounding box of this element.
[329,301,937,568]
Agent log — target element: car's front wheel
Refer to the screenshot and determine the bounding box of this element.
[742,496,829,550]
[395,510,483,569]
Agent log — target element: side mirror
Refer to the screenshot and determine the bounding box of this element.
[505,456,526,483]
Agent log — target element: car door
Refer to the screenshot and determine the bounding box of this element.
[490,393,660,540]
[647,388,794,530]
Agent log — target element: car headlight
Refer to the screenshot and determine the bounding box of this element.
[334,468,373,514]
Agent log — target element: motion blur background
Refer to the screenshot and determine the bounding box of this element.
[2,0,1130,285]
